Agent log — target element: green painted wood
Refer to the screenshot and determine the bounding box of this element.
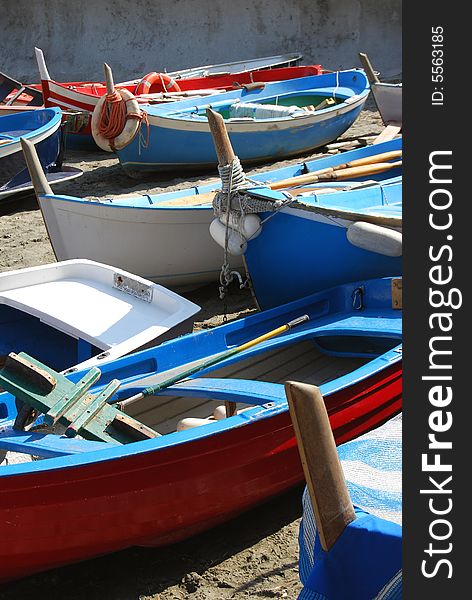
[0,352,159,444]
[66,379,121,438]
[44,368,102,425]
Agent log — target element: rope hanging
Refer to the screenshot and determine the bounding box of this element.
[97,90,150,150]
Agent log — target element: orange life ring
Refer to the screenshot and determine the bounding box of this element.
[135,72,182,95]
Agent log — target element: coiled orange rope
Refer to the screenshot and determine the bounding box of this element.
[97,90,150,149]
[97,90,127,139]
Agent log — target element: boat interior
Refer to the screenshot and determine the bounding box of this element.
[126,334,398,435]
[178,90,344,121]
[0,329,401,466]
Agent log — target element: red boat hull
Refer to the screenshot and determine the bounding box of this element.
[0,362,401,582]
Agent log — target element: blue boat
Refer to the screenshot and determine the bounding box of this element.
[0,107,82,202]
[103,70,369,176]
[297,412,402,599]
[0,276,402,580]
[238,141,402,310]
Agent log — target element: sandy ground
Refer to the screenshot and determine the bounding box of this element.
[0,101,384,599]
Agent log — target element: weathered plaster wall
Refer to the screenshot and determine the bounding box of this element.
[1,0,401,82]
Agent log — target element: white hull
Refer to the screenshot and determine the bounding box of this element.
[371,82,402,125]
[37,197,243,289]
[0,259,201,372]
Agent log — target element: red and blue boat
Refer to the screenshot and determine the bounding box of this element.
[0,276,402,582]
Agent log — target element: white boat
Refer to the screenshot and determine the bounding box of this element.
[120,52,303,84]
[0,259,200,374]
[371,81,402,125]
[34,191,243,289]
[358,52,402,126]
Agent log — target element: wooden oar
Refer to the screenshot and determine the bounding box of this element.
[158,159,400,208]
[270,157,401,190]
[285,381,356,551]
[114,314,309,410]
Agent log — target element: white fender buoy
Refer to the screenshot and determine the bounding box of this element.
[213,405,228,420]
[209,218,247,255]
[346,221,402,257]
[176,417,214,431]
[218,212,261,240]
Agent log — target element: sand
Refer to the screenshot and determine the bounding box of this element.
[0,102,385,599]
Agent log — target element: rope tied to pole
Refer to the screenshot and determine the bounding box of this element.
[217,158,249,302]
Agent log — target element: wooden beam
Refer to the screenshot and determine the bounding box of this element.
[285,381,356,551]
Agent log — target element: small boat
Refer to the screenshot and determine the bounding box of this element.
[0,107,82,201]
[359,53,402,126]
[0,71,43,116]
[203,109,401,309]
[102,69,369,175]
[0,259,201,374]
[242,172,402,309]
[286,381,401,599]
[36,49,308,149]
[21,129,400,290]
[150,51,304,80]
[0,275,402,582]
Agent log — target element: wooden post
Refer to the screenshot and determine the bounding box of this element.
[206,107,235,166]
[20,137,53,196]
[358,52,380,84]
[285,381,356,551]
[224,401,238,418]
[103,63,116,95]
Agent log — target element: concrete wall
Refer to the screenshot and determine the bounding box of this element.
[2,0,401,83]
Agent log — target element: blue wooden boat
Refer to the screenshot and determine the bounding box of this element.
[243,171,402,309]
[0,107,82,201]
[296,409,402,599]
[201,113,401,310]
[0,276,402,581]
[96,70,369,176]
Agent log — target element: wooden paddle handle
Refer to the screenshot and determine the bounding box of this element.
[338,150,401,169]
[317,160,401,181]
[285,381,356,551]
[206,107,235,166]
[270,160,401,190]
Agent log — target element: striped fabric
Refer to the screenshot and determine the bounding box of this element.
[298,413,402,600]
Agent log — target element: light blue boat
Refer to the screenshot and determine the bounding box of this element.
[113,70,369,176]
[0,107,82,201]
[240,140,402,309]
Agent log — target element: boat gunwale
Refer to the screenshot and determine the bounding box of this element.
[0,107,62,158]
[0,334,401,478]
[35,137,402,211]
